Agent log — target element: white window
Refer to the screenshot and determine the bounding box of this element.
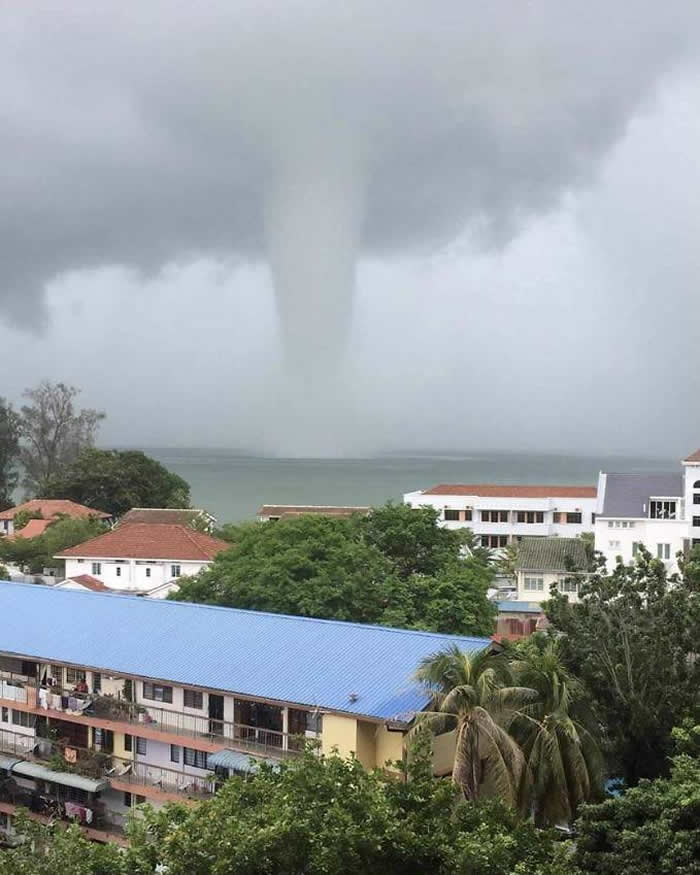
[523,576,544,592]
[136,737,147,755]
[145,567,151,578]
[558,578,578,593]
[609,540,621,549]
[621,521,628,528]
[650,500,677,520]
[171,565,181,578]
[91,562,101,575]
[657,543,671,560]
[116,567,121,577]
[632,542,640,556]
[607,521,613,528]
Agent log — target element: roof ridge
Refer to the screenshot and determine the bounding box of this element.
[180,524,212,560]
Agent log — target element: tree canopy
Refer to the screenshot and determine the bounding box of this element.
[44,448,191,517]
[0,396,21,510]
[18,381,105,496]
[545,545,700,785]
[172,504,497,636]
[0,515,108,574]
[0,743,573,875]
[574,729,700,875]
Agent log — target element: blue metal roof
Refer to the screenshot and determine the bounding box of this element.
[0,582,490,722]
[497,601,543,614]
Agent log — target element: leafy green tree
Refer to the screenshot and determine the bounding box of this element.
[355,502,467,578]
[382,562,497,636]
[0,813,126,874]
[18,381,105,496]
[0,515,107,573]
[510,633,604,826]
[1,743,575,875]
[11,508,43,533]
[0,396,21,510]
[574,734,700,875]
[546,545,700,785]
[173,510,496,635]
[172,515,397,624]
[0,563,10,580]
[413,646,532,806]
[44,448,190,517]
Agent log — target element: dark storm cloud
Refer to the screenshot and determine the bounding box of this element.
[2,0,699,357]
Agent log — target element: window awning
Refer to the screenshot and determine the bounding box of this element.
[0,755,22,772]
[11,761,108,793]
[207,749,279,774]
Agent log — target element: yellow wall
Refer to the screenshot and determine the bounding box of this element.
[321,714,360,760]
[113,731,131,760]
[374,725,404,771]
[321,715,387,770]
[355,721,376,770]
[432,730,456,777]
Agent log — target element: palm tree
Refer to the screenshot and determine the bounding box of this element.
[509,635,604,826]
[412,645,536,807]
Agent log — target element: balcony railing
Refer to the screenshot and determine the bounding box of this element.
[0,726,216,802]
[2,682,311,759]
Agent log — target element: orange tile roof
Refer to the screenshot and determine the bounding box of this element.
[683,449,700,463]
[0,499,110,521]
[420,484,597,498]
[10,519,53,539]
[62,574,111,592]
[258,505,369,517]
[56,523,230,561]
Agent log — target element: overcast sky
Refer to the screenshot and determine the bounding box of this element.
[2,2,699,457]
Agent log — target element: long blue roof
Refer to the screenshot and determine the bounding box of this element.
[0,582,489,722]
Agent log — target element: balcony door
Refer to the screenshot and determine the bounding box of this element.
[208,694,224,736]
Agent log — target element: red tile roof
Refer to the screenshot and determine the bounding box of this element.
[420,484,597,498]
[683,449,700,463]
[258,505,369,517]
[10,519,53,539]
[0,499,110,521]
[56,523,230,561]
[62,574,111,592]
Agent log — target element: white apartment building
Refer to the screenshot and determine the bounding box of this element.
[403,483,598,548]
[594,449,700,574]
[54,523,230,597]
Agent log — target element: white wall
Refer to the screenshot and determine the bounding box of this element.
[515,570,581,603]
[685,462,700,547]
[595,517,688,573]
[63,557,210,591]
[404,491,597,542]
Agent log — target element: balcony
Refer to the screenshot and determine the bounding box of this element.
[1,683,311,759]
[0,725,216,805]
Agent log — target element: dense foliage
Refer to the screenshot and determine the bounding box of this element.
[18,381,104,496]
[44,448,191,516]
[0,744,573,875]
[546,545,700,784]
[0,396,20,509]
[574,732,700,875]
[173,504,497,636]
[0,515,108,574]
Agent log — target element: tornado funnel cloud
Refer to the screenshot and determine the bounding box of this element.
[265,152,365,373]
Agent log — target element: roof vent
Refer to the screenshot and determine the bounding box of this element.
[348,692,359,703]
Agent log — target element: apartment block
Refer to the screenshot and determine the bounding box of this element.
[0,583,489,844]
[403,483,597,548]
[594,449,700,573]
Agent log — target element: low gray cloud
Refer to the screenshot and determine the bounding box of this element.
[2,2,699,456]
[3,3,699,353]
